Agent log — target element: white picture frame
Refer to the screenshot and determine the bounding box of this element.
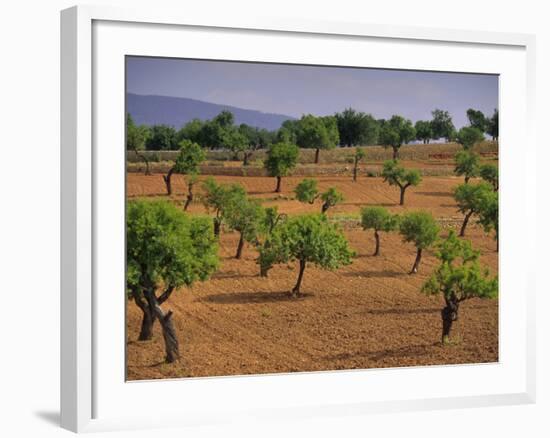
[60,4,536,433]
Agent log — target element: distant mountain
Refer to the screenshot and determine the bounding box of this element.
[127,93,295,131]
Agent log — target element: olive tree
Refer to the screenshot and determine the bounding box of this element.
[353,148,366,182]
[456,126,484,149]
[261,214,354,296]
[126,113,151,175]
[422,231,498,344]
[379,115,416,159]
[454,150,480,184]
[466,108,488,132]
[360,206,399,256]
[399,211,440,274]
[256,206,287,277]
[183,174,198,211]
[381,160,422,205]
[430,109,455,142]
[296,114,339,164]
[414,120,433,144]
[453,182,493,237]
[264,142,299,192]
[480,163,498,191]
[335,108,379,147]
[201,178,247,236]
[294,178,343,213]
[126,200,218,362]
[163,139,205,196]
[225,197,265,259]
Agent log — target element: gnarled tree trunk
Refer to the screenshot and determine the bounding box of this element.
[163,167,175,196]
[399,186,406,205]
[292,259,306,296]
[373,230,380,256]
[460,210,473,237]
[321,202,330,214]
[441,299,459,344]
[275,176,282,193]
[392,147,399,160]
[235,233,245,259]
[184,182,194,211]
[314,148,320,164]
[410,248,422,274]
[143,288,179,363]
[213,216,222,237]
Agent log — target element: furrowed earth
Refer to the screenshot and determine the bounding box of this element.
[126,166,498,380]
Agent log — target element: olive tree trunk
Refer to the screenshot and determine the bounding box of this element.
[353,158,359,182]
[184,182,194,211]
[235,233,245,259]
[292,259,306,296]
[314,148,320,164]
[143,288,179,363]
[460,210,473,237]
[213,217,222,237]
[410,248,422,274]
[373,230,380,256]
[399,186,406,206]
[441,299,459,344]
[275,176,282,193]
[163,167,175,196]
[392,147,399,160]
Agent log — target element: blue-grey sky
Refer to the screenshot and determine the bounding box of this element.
[126,56,498,129]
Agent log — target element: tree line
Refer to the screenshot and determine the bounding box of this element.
[127,106,499,165]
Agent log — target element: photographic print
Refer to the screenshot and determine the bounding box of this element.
[125,57,499,380]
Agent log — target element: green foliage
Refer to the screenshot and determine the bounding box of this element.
[335,108,380,146]
[381,160,422,188]
[399,211,439,250]
[456,126,484,149]
[173,139,206,175]
[466,108,488,132]
[201,178,247,227]
[126,200,219,291]
[422,231,498,302]
[225,197,265,244]
[264,214,354,270]
[320,187,344,211]
[414,120,433,143]
[379,115,415,155]
[264,142,299,177]
[360,206,399,232]
[177,119,204,144]
[454,150,480,182]
[453,182,494,216]
[146,124,178,150]
[296,114,339,150]
[355,148,366,161]
[477,190,498,241]
[294,178,319,204]
[479,163,499,191]
[486,109,499,140]
[431,109,455,141]
[126,114,150,151]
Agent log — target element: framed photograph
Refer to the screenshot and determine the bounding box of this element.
[61,5,536,433]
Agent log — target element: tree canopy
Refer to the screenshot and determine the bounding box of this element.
[261,214,354,295]
[479,163,498,191]
[414,120,433,144]
[454,150,480,183]
[430,109,455,141]
[335,108,379,146]
[453,181,494,237]
[456,126,484,149]
[466,108,488,132]
[201,178,247,236]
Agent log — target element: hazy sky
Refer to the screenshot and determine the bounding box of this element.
[126,56,498,129]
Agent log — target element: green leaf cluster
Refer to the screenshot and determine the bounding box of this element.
[264,142,299,177]
[381,160,422,188]
[399,211,439,250]
[360,206,399,232]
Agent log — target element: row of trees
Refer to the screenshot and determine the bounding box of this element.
[127,107,499,164]
[128,188,498,362]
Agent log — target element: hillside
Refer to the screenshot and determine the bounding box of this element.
[126,93,295,131]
